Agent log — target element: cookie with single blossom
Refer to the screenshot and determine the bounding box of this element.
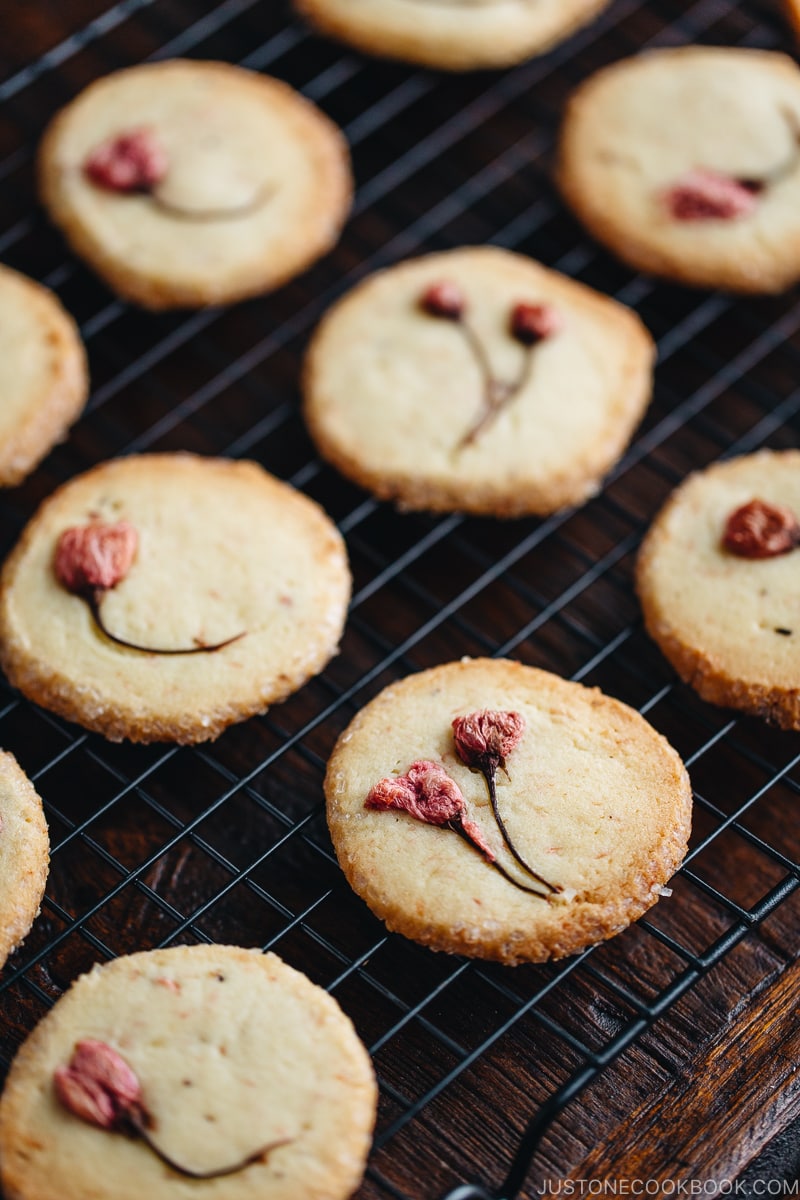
[0,945,377,1200]
[0,454,351,743]
[0,751,49,971]
[559,47,800,293]
[303,247,654,517]
[637,450,800,728]
[325,658,692,964]
[38,60,352,309]
[0,265,87,486]
[295,0,612,71]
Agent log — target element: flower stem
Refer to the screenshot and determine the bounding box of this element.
[86,589,246,655]
[127,1110,292,1179]
[482,763,560,895]
[449,819,551,899]
[457,328,533,449]
[740,107,800,191]
[149,183,272,222]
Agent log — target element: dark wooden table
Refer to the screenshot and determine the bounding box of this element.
[0,2,799,1197]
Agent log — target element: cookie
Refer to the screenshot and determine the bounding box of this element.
[38,60,352,310]
[0,751,49,971]
[0,265,88,487]
[295,0,612,71]
[0,453,350,744]
[325,658,692,964]
[0,944,377,1200]
[303,247,654,517]
[637,450,800,729]
[559,47,800,293]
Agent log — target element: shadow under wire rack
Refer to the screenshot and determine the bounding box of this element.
[1,0,799,1197]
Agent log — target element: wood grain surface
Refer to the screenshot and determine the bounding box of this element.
[570,960,800,1186]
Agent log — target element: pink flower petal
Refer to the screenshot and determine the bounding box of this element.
[663,168,757,221]
[54,522,138,593]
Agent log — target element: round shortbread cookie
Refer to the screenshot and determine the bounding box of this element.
[0,454,351,744]
[303,247,654,517]
[0,266,87,487]
[325,658,692,964]
[295,0,612,71]
[38,60,352,310]
[559,47,800,293]
[0,945,377,1200]
[0,751,49,971]
[637,450,800,729]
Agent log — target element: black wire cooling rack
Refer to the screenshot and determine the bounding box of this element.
[1,1,800,1197]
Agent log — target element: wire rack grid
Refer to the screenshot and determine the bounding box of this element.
[1,1,799,1197]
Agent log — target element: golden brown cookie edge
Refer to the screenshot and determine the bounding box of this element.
[295,0,612,70]
[0,750,49,972]
[0,267,88,487]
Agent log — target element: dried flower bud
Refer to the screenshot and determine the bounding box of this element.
[366,760,465,826]
[53,1037,290,1179]
[54,1040,142,1131]
[420,281,465,321]
[366,759,494,857]
[722,499,800,559]
[663,169,758,221]
[55,522,138,594]
[452,710,525,772]
[510,303,563,346]
[84,128,168,193]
